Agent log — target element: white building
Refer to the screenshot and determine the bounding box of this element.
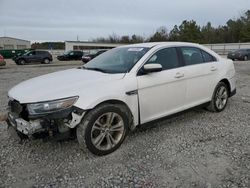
[65,41,122,52]
[0,37,31,50]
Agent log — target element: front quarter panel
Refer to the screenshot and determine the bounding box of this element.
[73,75,139,126]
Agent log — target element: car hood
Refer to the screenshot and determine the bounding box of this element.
[8,68,125,103]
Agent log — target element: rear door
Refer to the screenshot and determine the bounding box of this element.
[178,47,219,108]
[137,47,187,124]
[36,51,45,62]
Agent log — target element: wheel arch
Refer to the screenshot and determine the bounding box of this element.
[219,78,231,93]
[85,99,135,130]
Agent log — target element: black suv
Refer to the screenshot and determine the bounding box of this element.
[57,50,84,61]
[14,50,53,65]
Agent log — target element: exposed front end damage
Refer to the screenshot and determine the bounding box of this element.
[6,99,85,141]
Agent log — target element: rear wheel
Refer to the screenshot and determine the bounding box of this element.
[207,82,229,112]
[244,55,248,61]
[77,104,129,156]
[43,58,51,64]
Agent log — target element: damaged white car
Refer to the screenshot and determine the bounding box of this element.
[6,42,236,155]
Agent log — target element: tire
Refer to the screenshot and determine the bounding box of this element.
[244,55,248,61]
[206,82,229,112]
[77,103,129,156]
[18,59,26,65]
[43,58,51,64]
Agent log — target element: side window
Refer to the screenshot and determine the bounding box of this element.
[180,47,203,65]
[145,47,179,70]
[29,51,36,56]
[37,51,44,55]
[201,50,216,62]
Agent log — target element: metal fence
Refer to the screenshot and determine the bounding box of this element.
[43,42,250,57]
[203,42,250,55]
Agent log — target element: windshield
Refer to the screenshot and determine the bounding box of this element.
[23,51,32,55]
[83,47,149,73]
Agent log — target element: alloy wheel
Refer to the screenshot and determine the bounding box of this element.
[90,112,125,151]
[215,86,228,110]
[44,59,50,64]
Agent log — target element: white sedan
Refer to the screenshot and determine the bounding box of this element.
[7,42,236,155]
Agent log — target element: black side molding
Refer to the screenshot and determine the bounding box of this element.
[126,90,138,96]
[229,88,236,97]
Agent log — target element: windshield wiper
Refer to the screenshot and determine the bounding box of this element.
[81,66,108,73]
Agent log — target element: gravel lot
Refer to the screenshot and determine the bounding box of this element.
[0,59,249,188]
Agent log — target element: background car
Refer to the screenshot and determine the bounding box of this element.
[82,50,107,63]
[14,50,53,65]
[57,50,84,61]
[0,54,6,66]
[227,49,250,61]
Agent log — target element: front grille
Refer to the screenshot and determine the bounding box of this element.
[8,100,23,115]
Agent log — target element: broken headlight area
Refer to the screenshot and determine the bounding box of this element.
[7,98,85,141]
[27,96,79,116]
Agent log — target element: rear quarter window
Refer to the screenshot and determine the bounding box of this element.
[201,50,217,62]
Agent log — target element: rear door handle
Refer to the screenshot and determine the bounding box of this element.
[210,66,217,71]
[175,72,184,78]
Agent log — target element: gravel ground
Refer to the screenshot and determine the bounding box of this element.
[0,59,249,188]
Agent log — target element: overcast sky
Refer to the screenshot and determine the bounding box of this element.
[0,0,249,42]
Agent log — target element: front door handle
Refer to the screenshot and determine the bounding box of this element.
[175,72,184,78]
[210,66,217,71]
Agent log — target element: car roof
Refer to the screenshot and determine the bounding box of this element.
[236,49,248,51]
[121,42,202,48]
[120,42,221,60]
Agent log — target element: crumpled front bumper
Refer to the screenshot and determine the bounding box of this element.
[7,113,44,135]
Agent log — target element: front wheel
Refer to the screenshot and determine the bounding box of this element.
[207,82,229,112]
[18,59,26,65]
[77,104,129,156]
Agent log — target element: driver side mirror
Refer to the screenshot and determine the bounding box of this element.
[142,64,162,74]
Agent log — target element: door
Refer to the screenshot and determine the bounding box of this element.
[25,51,37,63]
[137,47,187,124]
[178,47,219,108]
[36,51,45,62]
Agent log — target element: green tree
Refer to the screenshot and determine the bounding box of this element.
[240,10,250,42]
[120,36,130,43]
[178,20,202,43]
[148,26,168,42]
[201,22,216,43]
[169,25,180,41]
[131,34,144,43]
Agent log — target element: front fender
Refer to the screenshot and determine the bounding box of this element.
[74,77,139,126]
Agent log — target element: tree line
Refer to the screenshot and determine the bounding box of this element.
[32,10,250,49]
[93,10,250,44]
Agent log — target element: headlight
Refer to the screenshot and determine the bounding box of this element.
[27,96,78,115]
